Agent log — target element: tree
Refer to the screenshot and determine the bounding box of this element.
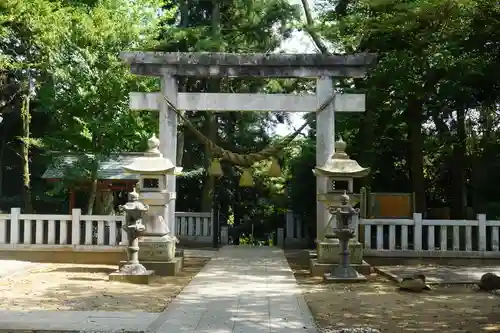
[0,0,71,212]
[313,0,500,218]
[41,0,170,214]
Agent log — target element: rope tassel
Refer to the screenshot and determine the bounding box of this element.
[239,169,254,187]
[208,158,223,177]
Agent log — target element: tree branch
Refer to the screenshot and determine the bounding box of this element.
[300,0,329,54]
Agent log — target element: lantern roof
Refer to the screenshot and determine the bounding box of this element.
[314,137,370,178]
[123,135,177,175]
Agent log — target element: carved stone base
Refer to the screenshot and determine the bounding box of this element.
[109,267,155,284]
[323,268,367,283]
[139,235,176,262]
[310,258,372,276]
[119,257,183,276]
[317,239,364,264]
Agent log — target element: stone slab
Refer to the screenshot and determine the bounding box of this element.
[310,258,372,276]
[323,273,367,283]
[119,257,183,276]
[182,248,219,258]
[108,269,155,284]
[376,265,500,284]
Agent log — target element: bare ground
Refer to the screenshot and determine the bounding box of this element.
[0,257,209,312]
[285,250,500,333]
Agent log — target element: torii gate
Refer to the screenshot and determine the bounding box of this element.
[121,52,376,241]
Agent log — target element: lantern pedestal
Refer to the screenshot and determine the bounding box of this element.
[118,259,183,277]
[317,238,364,265]
[120,235,183,276]
[109,269,155,285]
[312,235,370,277]
[109,190,155,285]
[323,230,367,283]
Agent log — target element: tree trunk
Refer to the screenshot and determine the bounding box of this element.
[86,177,98,215]
[471,106,493,214]
[357,87,376,189]
[406,98,426,215]
[176,0,188,166]
[95,190,115,215]
[450,108,467,219]
[0,130,6,197]
[20,93,33,213]
[176,80,187,166]
[201,0,220,212]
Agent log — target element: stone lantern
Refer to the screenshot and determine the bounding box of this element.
[312,137,370,276]
[120,135,184,276]
[109,189,153,284]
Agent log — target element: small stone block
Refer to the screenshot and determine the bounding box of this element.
[323,272,367,283]
[118,257,183,276]
[109,270,155,284]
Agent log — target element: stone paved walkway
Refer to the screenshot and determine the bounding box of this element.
[149,246,317,333]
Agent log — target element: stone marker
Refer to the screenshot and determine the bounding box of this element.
[478,272,500,291]
[399,273,431,292]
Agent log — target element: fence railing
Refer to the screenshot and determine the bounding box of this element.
[0,208,212,248]
[360,213,500,257]
[175,212,213,243]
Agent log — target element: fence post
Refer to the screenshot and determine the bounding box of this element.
[277,227,284,248]
[71,208,81,245]
[413,213,423,251]
[220,226,229,245]
[286,210,294,239]
[10,208,20,245]
[352,214,359,238]
[478,214,487,251]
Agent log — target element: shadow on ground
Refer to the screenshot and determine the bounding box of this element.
[285,249,500,333]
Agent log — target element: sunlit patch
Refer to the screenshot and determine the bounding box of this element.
[482,324,500,331]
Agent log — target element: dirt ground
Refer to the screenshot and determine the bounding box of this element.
[285,250,500,333]
[0,257,209,312]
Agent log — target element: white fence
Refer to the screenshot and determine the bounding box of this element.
[361,213,500,258]
[175,212,213,243]
[0,208,212,248]
[2,207,498,258]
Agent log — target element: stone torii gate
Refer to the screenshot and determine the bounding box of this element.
[121,52,376,241]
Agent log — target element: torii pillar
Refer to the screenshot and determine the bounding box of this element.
[121,52,376,241]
